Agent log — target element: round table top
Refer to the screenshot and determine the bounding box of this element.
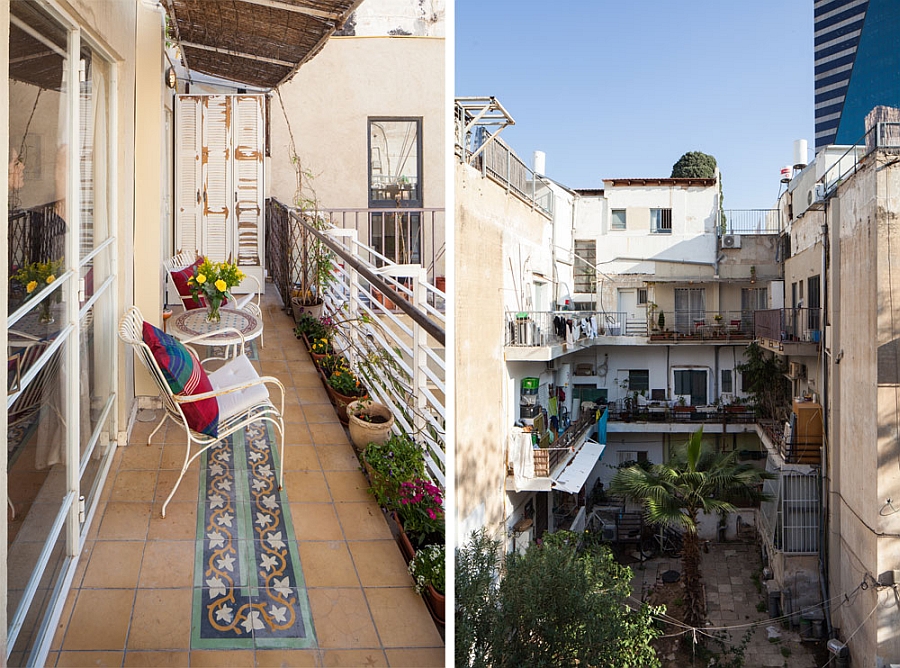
[169,307,262,344]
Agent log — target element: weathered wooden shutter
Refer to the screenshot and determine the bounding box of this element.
[174,94,265,292]
[232,95,264,284]
[202,95,232,262]
[175,95,203,257]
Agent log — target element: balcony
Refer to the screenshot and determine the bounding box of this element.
[755,308,821,356]
[606,400,756,426]
[721,209,782,235]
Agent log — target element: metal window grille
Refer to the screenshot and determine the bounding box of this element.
[651,208,672,233]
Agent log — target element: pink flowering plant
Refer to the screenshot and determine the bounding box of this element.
[396,478,444,547]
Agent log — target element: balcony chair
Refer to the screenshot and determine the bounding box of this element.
[118,306,285,518]
[164,251,264,347]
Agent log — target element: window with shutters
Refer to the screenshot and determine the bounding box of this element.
[574,239,596,293]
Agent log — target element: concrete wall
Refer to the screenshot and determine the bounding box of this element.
[455,163,553,548]
[344,0,444,37]
[827,152,900,664]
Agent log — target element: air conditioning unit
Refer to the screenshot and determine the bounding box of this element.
[807,183,827,206]
[722,234,741,249]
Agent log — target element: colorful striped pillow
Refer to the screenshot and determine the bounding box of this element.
[142,321,219,437]
[171,258,206,310]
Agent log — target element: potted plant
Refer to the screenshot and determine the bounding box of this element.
[347,398,395,453]
[11,259,64,324]
[408,543,445,625]
[294,312,328,348]
[393,477,444,557]
[324,359,367,425]
[362,433,425,508]
[291,214,334,322]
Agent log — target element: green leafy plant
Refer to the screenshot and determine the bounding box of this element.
[310,336,333,355]
[657,310,665,330]
[409,543,445,595]
[363,433,425,507]
[294,312,329,340]
[12,259,64,299]
[326,363,365,397]
[395,478,444,547]
[671,151,717,178]
[455,529,663,668]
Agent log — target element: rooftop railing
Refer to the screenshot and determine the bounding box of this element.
[820,121,900,198]
[721,209,781,235]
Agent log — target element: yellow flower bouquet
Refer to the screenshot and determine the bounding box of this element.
[187,257,245,322]
[12,259,64,323]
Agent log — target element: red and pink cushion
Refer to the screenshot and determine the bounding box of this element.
[170,258,206,310]
[142,321,219,437]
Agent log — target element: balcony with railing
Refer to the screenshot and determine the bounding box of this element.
[266,199,446,485]
[754,307,821,356]
[720,209,782,235]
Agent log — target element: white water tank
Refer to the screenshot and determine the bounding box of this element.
[793,139,808,169]
[533,150,546,175]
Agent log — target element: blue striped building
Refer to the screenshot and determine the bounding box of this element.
[814,0,900,149]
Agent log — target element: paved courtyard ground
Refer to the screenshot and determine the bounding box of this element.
[631,541,823,667]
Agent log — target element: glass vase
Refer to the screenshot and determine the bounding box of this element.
[206,296,223,323]
[39,300,54,325]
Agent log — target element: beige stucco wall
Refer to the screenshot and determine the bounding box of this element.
[455,163,552,547]
[827,153,900,664]
[268,36,445,277]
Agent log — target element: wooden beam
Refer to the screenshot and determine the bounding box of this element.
[180,41,295,68]
[236,0,340,22]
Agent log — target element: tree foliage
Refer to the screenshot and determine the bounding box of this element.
[611,429,773,626]
[671,151,717,179]
[736,341,792,420]
[456,530,662,668]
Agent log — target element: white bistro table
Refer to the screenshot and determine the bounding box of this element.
[168,308,262,358]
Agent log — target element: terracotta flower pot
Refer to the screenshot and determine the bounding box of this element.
[324,384,366,426]
[424,584,445,626]
[392,511,416,564]
[347,400,395,454]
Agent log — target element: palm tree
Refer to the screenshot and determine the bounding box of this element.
[610,428,773,626]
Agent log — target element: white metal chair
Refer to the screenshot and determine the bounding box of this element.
[164,251,264,347]
[118,306,285,518]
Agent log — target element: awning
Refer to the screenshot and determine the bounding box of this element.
[552,439,606,495]
[163,0,364,90]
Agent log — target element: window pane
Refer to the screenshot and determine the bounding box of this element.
[574,239,596,293]
[651,208,672,234]
[611,209,626,230]
[369,119,420,204]
[629,369,649,392]
[722,369,733,394]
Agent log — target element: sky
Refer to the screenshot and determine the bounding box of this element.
[455,1,815,210]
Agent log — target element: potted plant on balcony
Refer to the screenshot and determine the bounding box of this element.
[291,214,334,323]
[393,477,444,561]
[409,543,445,626]
[324,359,367,425]
[347,398,395,453]
[363,434,425,508]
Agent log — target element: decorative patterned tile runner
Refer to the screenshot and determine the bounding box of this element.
[191,422,315,649]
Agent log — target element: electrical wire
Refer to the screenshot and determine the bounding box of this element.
[819,592,882,668]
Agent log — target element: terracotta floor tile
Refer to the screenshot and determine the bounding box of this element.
[321,649,388,666]
[335,503,392,540]
[61,589,134,650]
[259,360,290,376]
[122,650,191,666]
[256,648,321,666]
[315,444,360,471]
[50,585,78,649]
[307,588,380,648]
[301,403,339,424]
[365,588,443,647]
[127,588,192,650]
[147,502,198,540]
[298,541,360,587]
[110,469,159,502]
[189,649,256,666]
[282,445,321,471]
[290,502,344,541]
[309,423,350,446]
[384,647,446,667]
[55,650,125,666]
[158,444,203,470]
[283,403,310,424]
[118,443,164,471]
[138,541,195,588]
[96,502,152,540]
[283,470,332,503]
[291,370,326,389]
[348,541,413,587]
[284,423,314,446]
[70,538,96,589]
[155,469,201,503]
[297,385,331,404]
[324,470,370,502]
[82,540,145,588]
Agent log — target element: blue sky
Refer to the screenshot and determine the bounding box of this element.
[455,1,814,210]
